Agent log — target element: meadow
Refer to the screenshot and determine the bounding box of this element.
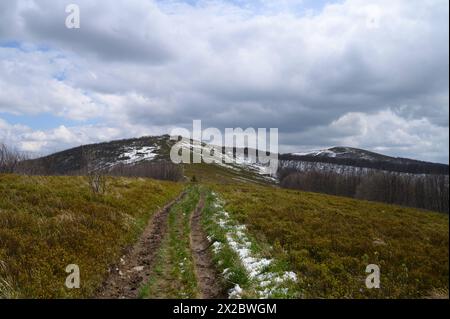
[212,183,449,299]
[0,172,448,299]
[0,174,183,298]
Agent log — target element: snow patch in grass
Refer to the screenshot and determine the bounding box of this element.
[229,284,243,299]
[208,194,298,299]
[212,241,223,254]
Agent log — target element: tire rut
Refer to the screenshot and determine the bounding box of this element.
[95,191,186,299]
[190,195,226,299]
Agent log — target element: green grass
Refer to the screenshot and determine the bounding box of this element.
[183,163,273,185]
[0,174,183,298]
[139,186,200,299]
[202,192,249,295]
[1,170,448,299]
[202,190,300,299]
[212,183,449,299]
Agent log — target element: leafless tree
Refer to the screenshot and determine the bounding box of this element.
[0,143,27,174]
[81,146,108,195]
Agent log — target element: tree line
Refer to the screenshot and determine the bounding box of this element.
[280,154,449,175]
[0,143,184,183]
[107,161,183,181]
[279,168,449,214]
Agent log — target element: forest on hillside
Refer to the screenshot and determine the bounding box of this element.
[278,168,449,213]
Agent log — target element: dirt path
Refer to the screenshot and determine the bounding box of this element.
[190,195,226,299]
[96,192,186,299]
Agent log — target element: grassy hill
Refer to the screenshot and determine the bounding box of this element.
[17,135,276,185]
[183,163,275,185]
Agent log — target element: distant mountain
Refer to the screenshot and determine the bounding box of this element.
[292,147,395,161]
[281,147,448,175]
[18,135,275,184]
[18,136,448,182]
[19,135,173,175]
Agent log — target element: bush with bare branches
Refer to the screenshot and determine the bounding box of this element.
[0,143,26,174]
[80,146,108,195]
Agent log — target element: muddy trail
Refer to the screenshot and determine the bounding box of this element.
[96,192,186,299]
[96,188,225,299]
[190,195,227,299]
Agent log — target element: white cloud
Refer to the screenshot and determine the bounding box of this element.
[0,46,105,120]
[0,0,448,162]
[331,110,449,162]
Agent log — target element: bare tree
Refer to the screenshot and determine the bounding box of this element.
[0,143,26,174]
[81,146,108,195]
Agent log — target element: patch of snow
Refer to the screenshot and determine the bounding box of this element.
[212,241,223,254]
[179,140,276,180]
[292,148,336,158]
[279,159,372,175]
[119,146,158,165]
[229,284,243,299]
[209,194,298,299]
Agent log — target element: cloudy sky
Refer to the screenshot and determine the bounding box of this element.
[0,0,448,163]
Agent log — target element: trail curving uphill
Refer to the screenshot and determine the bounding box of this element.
[190,195,226,299]
[96,192,186,299]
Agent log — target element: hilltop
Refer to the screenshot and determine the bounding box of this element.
[17,135,449,180]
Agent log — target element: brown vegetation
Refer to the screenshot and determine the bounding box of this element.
[0,144,27,174]
[109,162,184,182]
[280,169,449,213]
[213,183,449,298]
[0,174,183,298]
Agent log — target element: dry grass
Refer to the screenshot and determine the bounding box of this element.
[0,174,183,298]
[1,171,448,299]
[213,183,449,299]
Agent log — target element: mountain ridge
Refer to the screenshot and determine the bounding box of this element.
[18,135,449,177]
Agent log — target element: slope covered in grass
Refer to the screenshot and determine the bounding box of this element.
[0,174,183,298]
[184,163,274,185]
[213,184,449,299]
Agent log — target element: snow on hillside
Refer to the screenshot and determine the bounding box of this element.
[177,140,275,179]
[293,149,337,158]
[100,145,159,169]
[119,146,158,164]
[279,159,372,175]
[291,147,389,162]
